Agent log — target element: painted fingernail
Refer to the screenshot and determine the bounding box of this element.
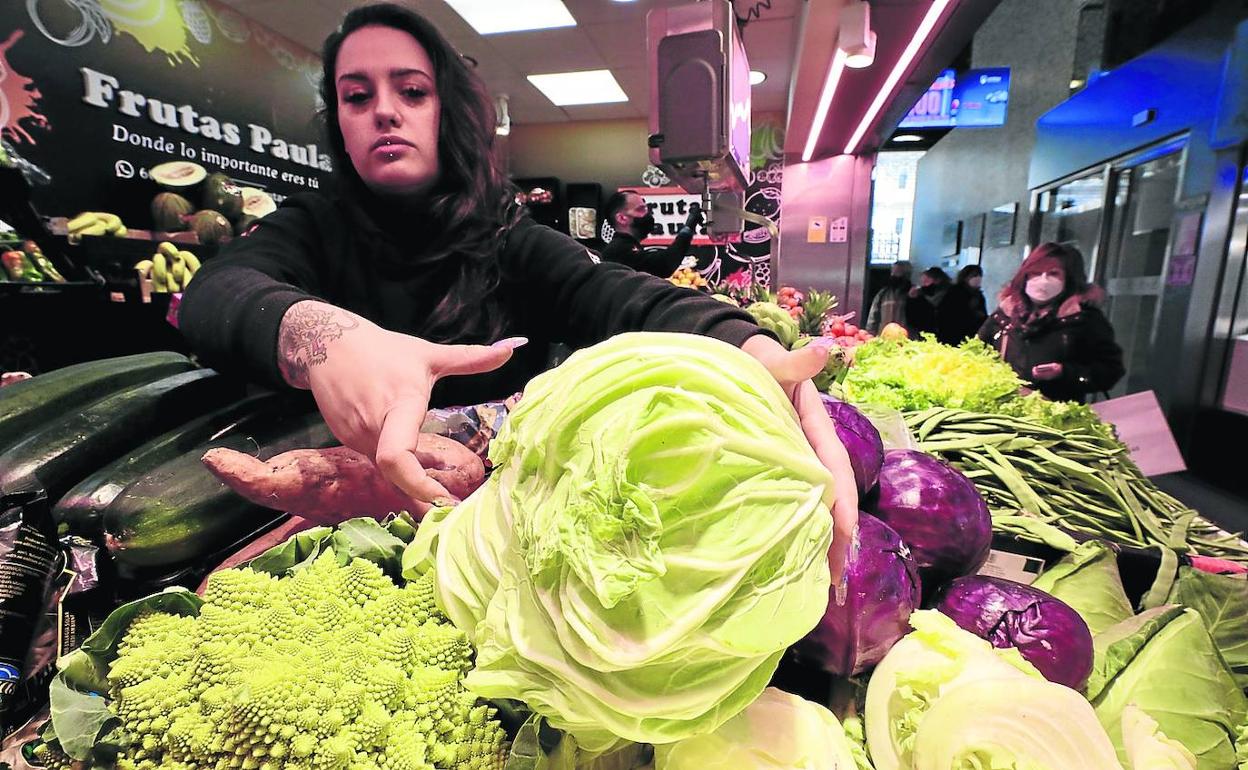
[834,574,849,606]
[433,497,461,508]
[810,337,835,354]
[492,336,529,351]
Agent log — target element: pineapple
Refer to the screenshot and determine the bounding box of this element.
[799,289,838,336]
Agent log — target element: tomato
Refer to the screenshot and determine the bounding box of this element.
[829,321,846,336]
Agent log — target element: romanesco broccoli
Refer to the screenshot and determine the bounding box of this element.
[104,552,506,770]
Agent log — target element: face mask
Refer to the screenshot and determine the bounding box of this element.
[921,284,941,296]
[1025,274,1065,304]
[633,213,656,237]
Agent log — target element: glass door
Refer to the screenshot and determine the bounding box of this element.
[1098,150,1184,396]
[1035,171,1110,260]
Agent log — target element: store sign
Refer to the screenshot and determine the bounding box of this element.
[0,1,330,226]
[618,186,713,245]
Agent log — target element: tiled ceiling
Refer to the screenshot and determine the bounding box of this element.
[214,0,801,124]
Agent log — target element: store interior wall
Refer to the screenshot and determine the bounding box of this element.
[908,0,1086,306]
[508,118,652,192]
[776,154,874,313]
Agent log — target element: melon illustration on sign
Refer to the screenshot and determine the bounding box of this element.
[202,173,244,220]
[151,192,194,231]
[240,188,277,218]
[180,0,213,45]
[150,161,208,190]
[189,210,231,244]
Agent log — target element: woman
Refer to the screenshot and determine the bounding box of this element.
[938,264,988,345]
[978,243,1124,402]
[179,3,856,581]
[906,266,950,338]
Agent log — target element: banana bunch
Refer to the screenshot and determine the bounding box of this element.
[134,242,201,293]
[67,211,127,239]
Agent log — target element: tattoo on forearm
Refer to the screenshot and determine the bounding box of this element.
[277,303,359,388]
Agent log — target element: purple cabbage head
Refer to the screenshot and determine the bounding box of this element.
[934,575,1095,690]
[798,513,922,676]
[819,395,884,495]
[866,449,992,589]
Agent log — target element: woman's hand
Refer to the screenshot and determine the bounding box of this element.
[742,334,859,592]
[277,301,525,506]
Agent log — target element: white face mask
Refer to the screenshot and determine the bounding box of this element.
[1025,274,1064,304]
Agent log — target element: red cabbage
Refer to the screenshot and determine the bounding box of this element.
[865,449,991,589]
[819,395,884,495]
[798,513,922,675]
[934,575,1094,690]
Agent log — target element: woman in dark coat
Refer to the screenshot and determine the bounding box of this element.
[939,264,989,345]
[978,243,1124,402]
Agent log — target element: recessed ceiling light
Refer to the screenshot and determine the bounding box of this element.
[892,134,924,142]
[749,70,767,85]
[443,0,576,35]
[528,69,628,106]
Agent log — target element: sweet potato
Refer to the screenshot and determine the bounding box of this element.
[200,434,484,524]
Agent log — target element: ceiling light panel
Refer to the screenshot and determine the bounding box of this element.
[443,0,577,35]
[527,69,629,106]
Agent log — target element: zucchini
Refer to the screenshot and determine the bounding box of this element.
[0,369,245,501]
[53,391,287,538]
[102,406,338,576]
[0,352,193,453]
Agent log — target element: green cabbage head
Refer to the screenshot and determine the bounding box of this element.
[405,332,835,751]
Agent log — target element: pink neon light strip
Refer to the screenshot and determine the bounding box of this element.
[802,48,848,162]
[843,0,957,155]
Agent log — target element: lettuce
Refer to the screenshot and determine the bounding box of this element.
[1031,541,1134,635]
[843,337,1023,414]
[406,333,835,751]
[1090,607,1247,770]
[654,688,859,770]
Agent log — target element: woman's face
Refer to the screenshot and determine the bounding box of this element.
[1026,265,1066,285]
[335,25,441,197]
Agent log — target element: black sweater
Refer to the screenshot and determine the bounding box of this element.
[179,194,762,407]
[599,226,694,278]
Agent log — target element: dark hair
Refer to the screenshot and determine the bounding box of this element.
[1002,241,1090,306]
[922,266,951,284]
[602,191,635,230]
[956,264,983,284]
[318,3,519,343]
